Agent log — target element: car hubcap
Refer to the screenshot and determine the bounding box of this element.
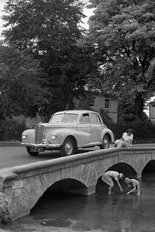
[103,139,108,148]
[65,142,73,155]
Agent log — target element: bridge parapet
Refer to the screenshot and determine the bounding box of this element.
[0,146,155,220]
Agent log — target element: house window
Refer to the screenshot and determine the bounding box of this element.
[90,96,95,108]
[105,99,110,109]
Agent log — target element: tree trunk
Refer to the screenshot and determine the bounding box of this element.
[134,93,144,121]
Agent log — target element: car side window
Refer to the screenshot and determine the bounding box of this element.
[80,113,90,123]
[90,113,101,124]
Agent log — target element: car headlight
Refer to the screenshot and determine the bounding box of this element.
[22,134,27,140]
[51,134,57,140]
[42,138,48,144]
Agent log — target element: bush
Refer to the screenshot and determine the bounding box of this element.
[0,117,155,144]
[109,121,155,143]
[0,119,26,141]
[100,108,113,127]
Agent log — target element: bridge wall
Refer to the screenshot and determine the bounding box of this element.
[0,147,155,220]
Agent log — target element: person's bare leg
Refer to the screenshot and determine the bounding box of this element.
[108,186,112,194]
[137,185,140,195]
[117,141,124,148]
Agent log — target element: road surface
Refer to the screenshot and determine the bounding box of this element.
[0,145,100,169]
[0,146,61,169]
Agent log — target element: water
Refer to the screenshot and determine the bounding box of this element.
[3,171,155,232]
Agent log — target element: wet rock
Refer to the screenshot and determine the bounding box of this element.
[0,193,12,225]
[41,221,47,225]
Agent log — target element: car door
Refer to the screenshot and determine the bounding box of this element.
[77,113,92,146]
[90,112,103,144]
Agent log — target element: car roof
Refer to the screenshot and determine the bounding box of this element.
[54,110,99,115]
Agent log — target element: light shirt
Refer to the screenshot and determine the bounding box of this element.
[122,132,133,142]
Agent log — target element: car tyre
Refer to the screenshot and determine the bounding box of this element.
[26,147,39,156]
[100,134,110,149]
[61,137,76,156]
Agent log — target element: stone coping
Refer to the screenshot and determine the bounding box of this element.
[0,146,155,182]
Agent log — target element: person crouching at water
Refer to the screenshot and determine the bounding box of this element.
[125,177,140,195]
[102,171,124,195]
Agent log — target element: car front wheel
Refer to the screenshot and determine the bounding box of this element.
[26,147,39,156]
[100,135,110,149]
[61,138,76,156]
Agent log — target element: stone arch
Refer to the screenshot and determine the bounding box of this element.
[142,159,155,175]
[95,162,138,195]
[26,175,88,212]
[48,178,88,195]
[118,152,155,178]
[105,162,137,177]
[94,158,138,179]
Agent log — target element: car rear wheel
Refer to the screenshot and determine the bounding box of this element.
[61,137,76,156]
[100,135,110,149]
[26,147,39,156]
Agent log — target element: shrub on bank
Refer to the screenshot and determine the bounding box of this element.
[0,117,155,144]
[109,121,155,144]
[0,119,26,141]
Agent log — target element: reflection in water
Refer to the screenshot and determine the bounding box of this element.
[4,171,155,232]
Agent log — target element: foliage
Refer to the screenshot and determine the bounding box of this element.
[1,0,96,118]
[39,39,97,117]
[2,0,84,51]
[88,0,155,120]
[1,117,155,143]
[0,119,26,141]
[100,108,113,126]
[118,97,135,121]
[110,120,155,143]
[0,44,50,119]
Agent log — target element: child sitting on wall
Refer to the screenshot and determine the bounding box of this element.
[114,128,133,148]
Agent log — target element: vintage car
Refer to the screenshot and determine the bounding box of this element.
[21,110,114,156]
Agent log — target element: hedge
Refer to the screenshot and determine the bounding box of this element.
[0,118,155,144]
[0,119,26,141]
[108,121,155,144]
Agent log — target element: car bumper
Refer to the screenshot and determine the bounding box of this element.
[21,142,61,149]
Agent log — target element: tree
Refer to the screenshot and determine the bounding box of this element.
[0,43,50,119]
[1,0,96,118]
[88,0,155,120]
[2,0,84,51]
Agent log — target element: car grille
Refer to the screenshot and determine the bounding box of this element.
[35,124,44,144]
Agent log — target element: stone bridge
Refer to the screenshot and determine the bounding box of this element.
[0,146,155,220]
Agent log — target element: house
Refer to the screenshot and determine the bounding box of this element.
[90,95,118,123]
[74,94,118,123]
[149,100,155,124]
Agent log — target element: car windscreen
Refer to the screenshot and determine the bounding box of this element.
[49,114,64,123]
[50,113,78,123]
[62,113,78,123]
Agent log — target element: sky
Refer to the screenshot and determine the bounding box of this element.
[0,0,94,37]
[0,0,6,36]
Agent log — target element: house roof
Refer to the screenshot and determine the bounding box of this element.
[54,110,97,114]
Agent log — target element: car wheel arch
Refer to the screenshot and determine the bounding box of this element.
[102,133,111,142]
[101,129,114,142]
[100,133,111,149]
[60,135,78,156]
[62,135,77,148]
